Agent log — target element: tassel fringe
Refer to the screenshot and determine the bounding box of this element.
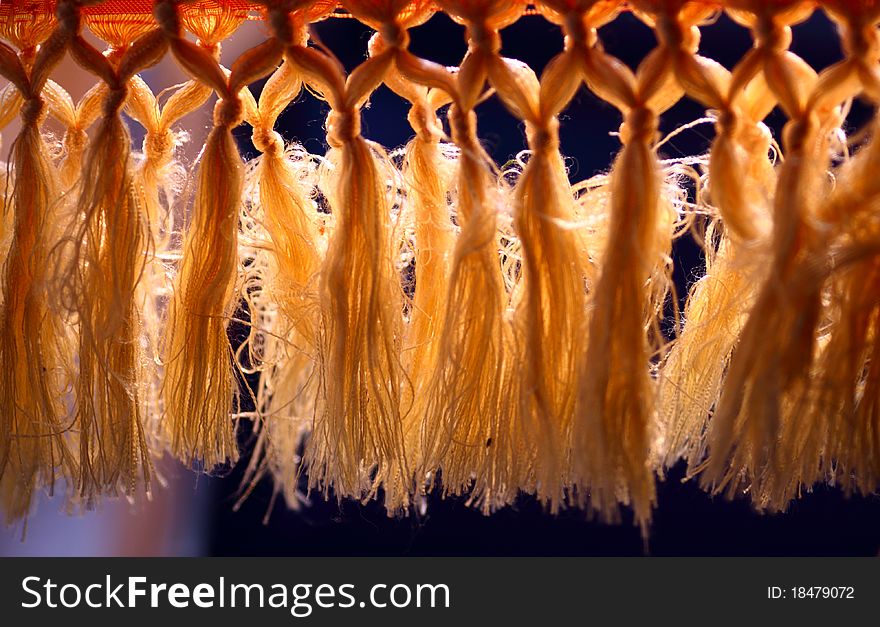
[1,0,880,534]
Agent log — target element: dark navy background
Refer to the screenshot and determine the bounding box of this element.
[213,10,880,556]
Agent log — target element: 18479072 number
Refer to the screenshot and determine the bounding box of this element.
[793,587,854,599]
[768,587,855,599]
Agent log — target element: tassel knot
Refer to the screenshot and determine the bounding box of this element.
[755,18,792,53]
[448,105,476,144]
[620,106,658,144]
[252,127,284,156]
[379,22,409,50]
[104,85,127,115]
[268,6,295,46]
[326,109,360,147]
[55,0,81,35]
[19,96,44,127]
[782,115,819,154]
[563,12,597,50]
[656,14,700,54]
[528,118,559,153]
[64,126,88,155]
[467,21,501,55]
[214,96,243,129]
[144,128,174,167]
[407,103,441,144]
[716,108,739,136]
[153,0,181,39]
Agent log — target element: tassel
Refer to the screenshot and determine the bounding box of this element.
[568,6,682,531]
[125,74,212,448]
[486,29,596,509]
[308,54,407,502]
[800,107,880,497]
[818,149,880,493]
[0,12,75,521]
[365,27,458,509]
[574,107,669,530]
[162,111,243,468]
[64,10,167,501]
[406,2,521,512]
[807,0,880,499]
[652,6,777,469]
[702,5,860,508]
[240,53,324,509]
[266,1,414,503]
[157,0,274,468]
[0,112,73,522]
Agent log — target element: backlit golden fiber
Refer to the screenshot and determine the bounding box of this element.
[0,0,878,535]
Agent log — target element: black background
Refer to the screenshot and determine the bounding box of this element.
[208,9,880,556]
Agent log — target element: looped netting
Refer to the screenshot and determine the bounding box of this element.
[1,0,880,536]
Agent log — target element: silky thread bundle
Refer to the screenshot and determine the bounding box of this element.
[2,0,880,536]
